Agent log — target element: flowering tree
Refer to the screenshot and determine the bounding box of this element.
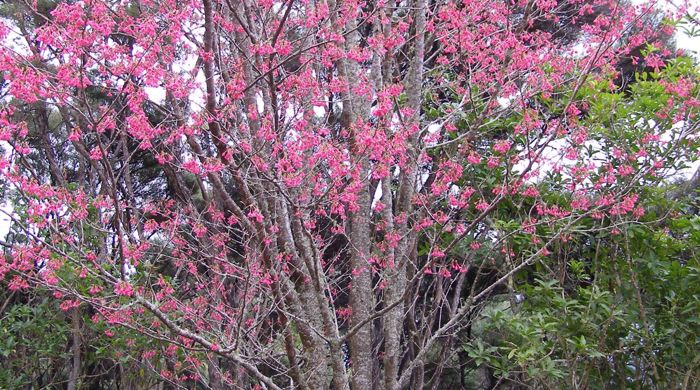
[0,0,698,388]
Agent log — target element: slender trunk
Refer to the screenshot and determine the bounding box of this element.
[347,176,374,390]
[383,0,426,388]
[67,309,81,390]
[36,103,65,187]
[325,0,376,386]
[207,355,224,390]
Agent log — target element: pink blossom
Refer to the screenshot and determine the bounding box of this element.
[467,153,481,164]
[114,281,134,297]
[493,140,512,154]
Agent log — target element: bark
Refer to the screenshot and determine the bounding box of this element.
[347,188,374,390]
[202,0,229,162]
[325,0,376,388]
[66,309,81,390]
[36,103,66,187]
[383,0,427,388]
